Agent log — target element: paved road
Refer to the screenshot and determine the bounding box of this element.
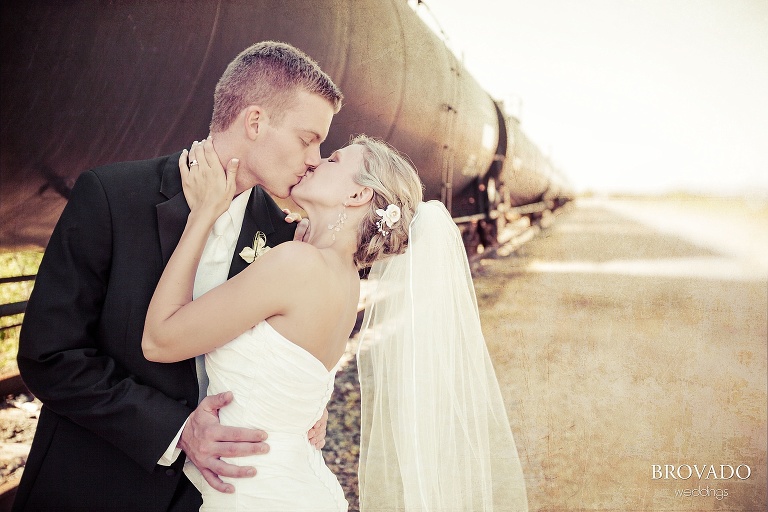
[474,198,767,511]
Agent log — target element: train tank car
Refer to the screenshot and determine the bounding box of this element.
[1,0,567,252]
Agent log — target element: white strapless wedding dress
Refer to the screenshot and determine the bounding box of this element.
[184,320,348,512]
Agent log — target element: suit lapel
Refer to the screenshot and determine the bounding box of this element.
[156,152,189,266]
[228,186,276,279]
[153,152,198,378]
[155,157,276,277]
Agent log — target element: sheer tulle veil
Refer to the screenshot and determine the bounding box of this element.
[357,200,528,511]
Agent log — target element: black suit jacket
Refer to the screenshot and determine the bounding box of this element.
[14,152,296,511]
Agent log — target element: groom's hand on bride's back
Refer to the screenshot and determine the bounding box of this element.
[179,391,267,494]
[307,408,328,450]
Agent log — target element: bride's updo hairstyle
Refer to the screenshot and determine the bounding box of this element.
[351,135,424,269]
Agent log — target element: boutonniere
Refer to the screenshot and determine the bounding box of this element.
[239,231,271,263]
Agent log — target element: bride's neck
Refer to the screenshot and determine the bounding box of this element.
[303,208,357,265]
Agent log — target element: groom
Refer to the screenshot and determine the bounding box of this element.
[14,41,343,511]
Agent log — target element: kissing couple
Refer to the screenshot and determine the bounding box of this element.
[16,41,527,511]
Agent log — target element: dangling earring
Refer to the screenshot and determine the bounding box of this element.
[327,201,348,241]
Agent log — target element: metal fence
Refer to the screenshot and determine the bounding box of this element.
[0,274,35,329]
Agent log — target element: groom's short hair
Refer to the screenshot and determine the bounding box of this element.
[210,40,343,132]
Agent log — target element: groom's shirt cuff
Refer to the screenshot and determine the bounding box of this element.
[158,417,189,466]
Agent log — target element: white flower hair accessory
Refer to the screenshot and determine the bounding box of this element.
[375,204,401,236]
[239,231,271,263]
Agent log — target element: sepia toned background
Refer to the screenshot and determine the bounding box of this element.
[2,1,767,511]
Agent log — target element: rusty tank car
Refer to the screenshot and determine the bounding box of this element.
[0,0,571,252]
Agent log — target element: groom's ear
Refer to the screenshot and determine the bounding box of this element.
[348,187,373,207]
[243,106,263,140]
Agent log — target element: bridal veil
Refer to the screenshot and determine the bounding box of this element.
[357,200,528,511]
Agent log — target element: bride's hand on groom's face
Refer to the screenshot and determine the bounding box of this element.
[180,391,269,494]
[179,136,237,219]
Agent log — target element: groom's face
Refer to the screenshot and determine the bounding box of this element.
[250,89,334,199]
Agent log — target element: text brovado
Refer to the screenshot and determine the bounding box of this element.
[652,464,751,480]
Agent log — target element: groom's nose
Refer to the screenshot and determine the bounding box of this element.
[305,146,321,168]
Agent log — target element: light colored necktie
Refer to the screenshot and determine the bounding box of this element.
[193,211,235,403]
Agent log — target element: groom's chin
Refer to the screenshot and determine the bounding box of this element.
[266,185,291,200]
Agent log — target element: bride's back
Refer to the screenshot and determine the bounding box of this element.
[254,241,360,372]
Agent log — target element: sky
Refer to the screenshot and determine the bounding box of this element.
[412,0,768,196]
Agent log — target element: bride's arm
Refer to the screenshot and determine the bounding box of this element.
[143,240,318,362]
[142,138,321,362]
[141,137,234,360]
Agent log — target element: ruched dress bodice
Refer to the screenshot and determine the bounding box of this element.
[184,320,348,512]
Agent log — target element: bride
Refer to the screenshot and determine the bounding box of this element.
[142,135,527,511]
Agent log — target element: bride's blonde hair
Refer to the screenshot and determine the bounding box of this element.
[351,135,424,269]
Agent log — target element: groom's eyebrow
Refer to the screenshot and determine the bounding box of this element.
[300,129,324,143]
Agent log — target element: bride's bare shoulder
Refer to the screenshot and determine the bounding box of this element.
[268,241,326,265]
[246,241,329,280]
